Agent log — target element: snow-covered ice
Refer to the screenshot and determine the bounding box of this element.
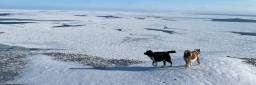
[0,9,256,85]
[8,54,256,85]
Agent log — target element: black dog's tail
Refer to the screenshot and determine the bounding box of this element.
[168,50,176,53]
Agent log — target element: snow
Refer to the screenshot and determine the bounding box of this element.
[0,9,256,85]
[8,54,256,85]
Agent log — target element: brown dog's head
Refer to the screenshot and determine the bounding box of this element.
[144,50,153,56]
[195,49,200,54]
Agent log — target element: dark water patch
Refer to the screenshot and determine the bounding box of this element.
[28,48,65,51]
[0,18,73,22]
[135,17,145,20]
[0,13,11,16]
[211,18,256,23]
[146,16,162,18]
[75,15,88,17]
[44,52,143,67]
[37,19,73,21]
[0,22,35,24]
[53,24,84,28]
[115,29,122,31]
[145,28,175,34]
[230,31,256,36]
[0,18,33,21]
[200,13,256,17]
[0,32,5,34]
[163,18,176,21]
[97,15,121,19]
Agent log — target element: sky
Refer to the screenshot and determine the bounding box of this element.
[0,0,256,11]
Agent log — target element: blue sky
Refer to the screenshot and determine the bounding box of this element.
[0,0,256,11]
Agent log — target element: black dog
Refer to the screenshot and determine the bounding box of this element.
[144,50,176,67]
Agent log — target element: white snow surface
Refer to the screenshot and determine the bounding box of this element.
[0,9,256,85]
[9,55,256,85]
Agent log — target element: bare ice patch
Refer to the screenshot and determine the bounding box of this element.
[43,52,143,67]
[145,28,176,34]
[230,31,256,36]
[0,43,65,84]
[0,13,12,16]
[0,44,31,83]
[97,15,121,19]
[211,18,256,23]
[74,15,88,17]
[0,22,35,24]
[200,13,256,17]
[0,18,73,22]
[134,17,146,20]
[0,32,5,34]
[53,24,85,28]
[227,56,256,67]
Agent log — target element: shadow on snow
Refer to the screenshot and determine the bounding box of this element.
[69,65,185,71]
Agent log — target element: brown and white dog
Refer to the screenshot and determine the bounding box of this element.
[183,49,200,68]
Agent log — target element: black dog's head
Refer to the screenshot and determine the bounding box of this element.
[144,50,154,56]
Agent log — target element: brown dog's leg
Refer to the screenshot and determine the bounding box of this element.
[197,57,200,64]
[184,58,188,68]
[189,60,192,68]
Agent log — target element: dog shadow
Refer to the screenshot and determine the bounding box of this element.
[69,65,185,72]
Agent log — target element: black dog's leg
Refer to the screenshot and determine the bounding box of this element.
[163,61,166,67]
[152,61,157,67]
[170,60,172,67]
[167,60,172,67]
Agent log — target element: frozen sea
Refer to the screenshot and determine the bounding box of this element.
[0,9,256,85]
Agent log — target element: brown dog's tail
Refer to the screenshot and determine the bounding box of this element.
[184,50,191,57]
[168,50,176,53]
